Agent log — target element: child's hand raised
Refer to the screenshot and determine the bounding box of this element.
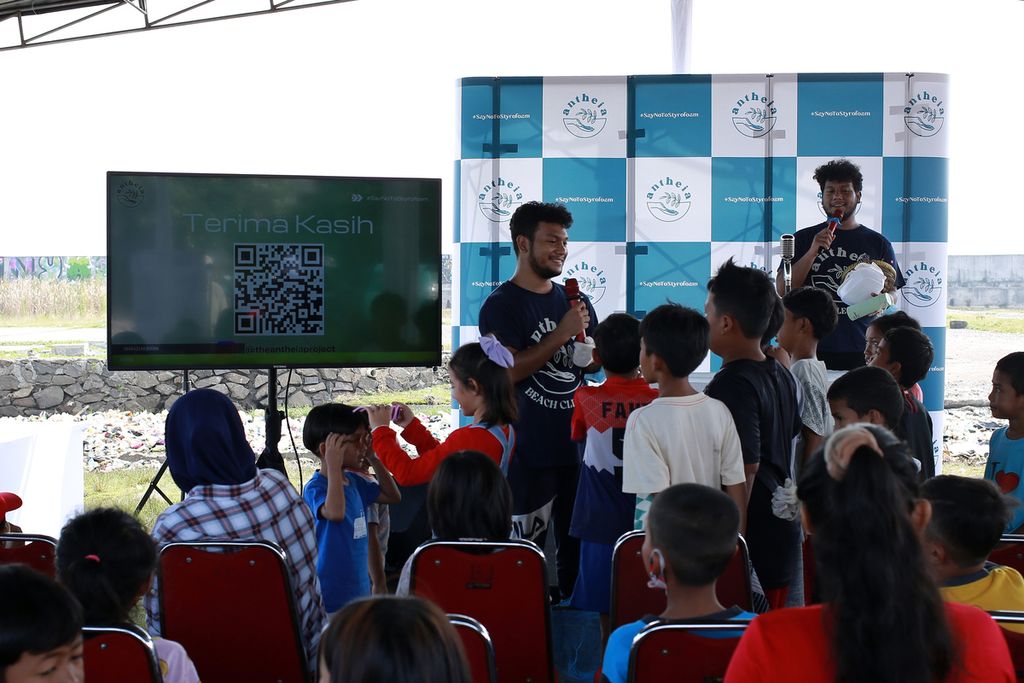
[364,405,393,430]
[322,433,350,485]
[391,402,414,428]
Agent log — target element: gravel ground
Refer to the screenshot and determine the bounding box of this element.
[0,326,1020,475]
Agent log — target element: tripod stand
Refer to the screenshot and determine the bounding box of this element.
[134,367,287,515]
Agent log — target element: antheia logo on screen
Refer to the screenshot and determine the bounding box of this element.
[730,90,778,138]
[563,260,607,304]
[645,175,692,222]
[904,90,945,137]
[478,176,523,223]
[562,92,608,139]
[116,180,145,208]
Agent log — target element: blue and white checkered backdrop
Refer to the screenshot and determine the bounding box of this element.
[453,73,949,468]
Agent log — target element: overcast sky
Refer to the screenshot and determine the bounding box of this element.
[0,0,1017,256]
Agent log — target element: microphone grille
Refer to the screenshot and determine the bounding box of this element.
[780,234,795,261]
[564,278,579,298]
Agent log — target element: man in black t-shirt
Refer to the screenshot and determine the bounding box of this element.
[777,159,904,370]
[478,201,599,600]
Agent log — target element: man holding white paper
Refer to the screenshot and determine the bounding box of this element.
[776,159,904,370]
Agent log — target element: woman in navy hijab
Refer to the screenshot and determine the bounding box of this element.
[145,388,327,667]
[164,388,257,491]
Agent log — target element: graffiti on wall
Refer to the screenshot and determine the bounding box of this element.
[0,257,107,280]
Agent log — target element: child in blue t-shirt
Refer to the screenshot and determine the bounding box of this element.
[302,404,401,613]
[984,352,1024,533]
[601,484,754,683]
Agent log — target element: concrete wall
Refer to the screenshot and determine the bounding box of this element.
[948,255,1024,308]
[0,359,449,417]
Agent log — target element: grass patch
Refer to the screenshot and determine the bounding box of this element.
[86,460,320,532]
[0,278,105,322]
[940,457,985,479]
[278,384,451,419]
[947,309,1024,335]
[1,316,105,328]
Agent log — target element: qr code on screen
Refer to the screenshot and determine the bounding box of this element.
[234,244,325,335]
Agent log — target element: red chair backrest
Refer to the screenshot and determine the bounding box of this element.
[626,622,748,683]
[610,531,752,630]
[449,614,497,683]
[410,540,555,683]
[0,534,57,578]
[158,540,308,683]
[82,625,162,683]
[991,612,1024,682]
[992,537,1024,576]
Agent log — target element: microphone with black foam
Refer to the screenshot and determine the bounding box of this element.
[780,234,795,294]
[564,278,595,367]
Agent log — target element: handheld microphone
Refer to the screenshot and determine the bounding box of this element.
[563,278,586,342]
[780,234,795,294]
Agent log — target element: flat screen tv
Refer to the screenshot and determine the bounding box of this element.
[107,172,441,370]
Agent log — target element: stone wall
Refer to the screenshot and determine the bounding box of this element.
[0,359,450,417]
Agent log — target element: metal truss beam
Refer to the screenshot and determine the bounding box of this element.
[0,0,356,51]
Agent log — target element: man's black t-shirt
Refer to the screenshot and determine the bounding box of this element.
[478,281,598,470]
[788,223,905,365]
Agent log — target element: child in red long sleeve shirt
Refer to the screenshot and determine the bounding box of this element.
[367,337,518,486]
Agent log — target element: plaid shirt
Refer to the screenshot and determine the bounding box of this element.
[145,469,326,668]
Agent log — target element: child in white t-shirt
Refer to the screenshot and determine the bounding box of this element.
[623,303,746,531]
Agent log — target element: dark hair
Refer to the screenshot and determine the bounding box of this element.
[869,310,921,335]
[761,293,785,347]
[922,475,1011,568]
[0,565,83,672]
[996,352,1024,396]
[706,259,777,340]
[827,366,904,430]
[782,286,838,340]
[449,342,518,425]
[509,201,572,255]
[320,596,470,683]
[56,508,156,625]
[427,451,512,541]
[883,326,934,388]
[302,403,369,453]
[638,303,708,378]
[813,159,864,193]
[797,424,953,683]
[593,313,642,374]
[648,484,739,586]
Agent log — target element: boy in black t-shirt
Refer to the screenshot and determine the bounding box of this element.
[869,326,936,480]
[704,259,802,609]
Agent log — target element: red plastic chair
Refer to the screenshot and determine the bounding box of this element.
[990,611,1024,682]
[158,540,309,683]
[410,539,555,683]
[610,531,753,630]
[449,613,498,683]
[0,533,57,578]
[82,624,162,683]
[991,536,1024,576]
[626,621,749,683]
